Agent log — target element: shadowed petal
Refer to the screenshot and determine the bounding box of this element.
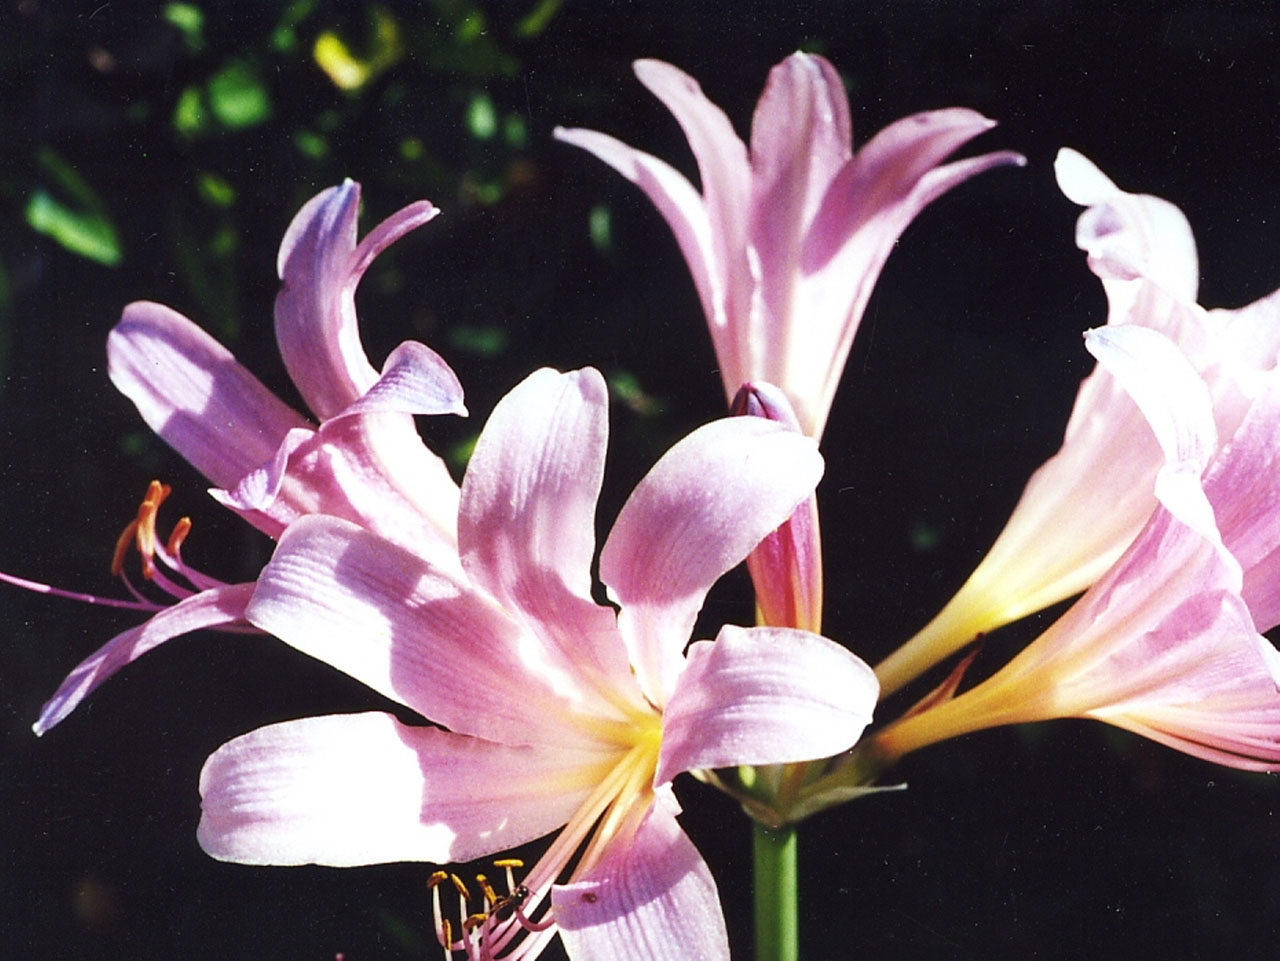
[460,368,639,708]
[600,417,822,705]
[656,625,877,786]
[554,801,729,961]
[198,712,619,867]
[633,58,752,317]
[34,582,256,735]
[340,340,466,419]
[246,515,616,745]
[108,302,310,493]
[275,180,440,420]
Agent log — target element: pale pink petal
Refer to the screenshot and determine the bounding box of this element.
[1078,590,1280,772]
[749,53,851,317]
[1083,325,1219,538]
[34,582,256,735]
[600,417,823,705]
[339,340,466,418]
[655,625,877,786]
[246,515,615,745]
[1204,371,1280,629]
[459,368,639,706]
[208,415,461,566]
[198,712,618,867]
[1055,148,1198,300]
[210,427,316,536]
[107,301,310,492]
[632,58,752,326]
[553,801,729,961]
[274,180,440,420]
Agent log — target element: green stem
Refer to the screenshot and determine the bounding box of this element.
[752,822,799,961]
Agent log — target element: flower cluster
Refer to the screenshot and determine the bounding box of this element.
[14,49,1280,961]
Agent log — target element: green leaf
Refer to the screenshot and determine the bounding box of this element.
[466,91,497,140]
[448,324,508,357]
[26,192,122,266]
[208,60,272,129]
[163,3,205,52]
[25,148,121,266]
[515,0,565,38]
[173,84,207,136]
[589,204,613,253]
[196,171,236,208]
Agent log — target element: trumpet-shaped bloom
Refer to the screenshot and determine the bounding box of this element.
[877,149,1280,696]
[873,325,1280,771]
[25,182,466,734]
[555,52,1023,439]
[198,367,879,960]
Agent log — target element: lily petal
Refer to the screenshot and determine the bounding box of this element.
[554,800,729,961]
[655,625,877,786]
[340,339,466,419]
[460,368,639,704]
[1204,370,1280,630]
[1055,147,1198,300]
[34,582,256,735]
[246,515,614,745]
[107,301,310,493]
[275,180,440,420]
[600,417,823,705]
[198,712,618,867]
[633,58,753,324]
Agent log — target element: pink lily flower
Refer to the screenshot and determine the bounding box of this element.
[197,366,879,960]
[555,52,1024,439]
[877,149,1280,696]
[872,324,1280,771]
[21,181,466,734]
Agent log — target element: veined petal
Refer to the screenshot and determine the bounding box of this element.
[246,515,613,745]
[600,417,823,705]
[108,302,310,493]
[209,416,461,568]
[749,54,851,324]
[198,712,619,867]
[1204,370,1280,630]
[34,582,256,735]
[275,181,440,420]
[554,800,729,961]
[460,368,639,708]
[339,339,466,419]
[655,625,877,786]
[632,58,752,319]
[1055,147,1198,301]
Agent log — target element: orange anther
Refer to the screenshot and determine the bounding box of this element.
[111,520,139,577]
[166,517,193,556]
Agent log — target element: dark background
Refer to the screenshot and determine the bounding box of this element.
[3,1,1280,959]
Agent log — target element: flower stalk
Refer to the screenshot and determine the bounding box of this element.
[753,823,799,961]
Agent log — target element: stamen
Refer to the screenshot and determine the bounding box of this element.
[132,481,172,579]
[166,516,193,556]
[110,520,140,577]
